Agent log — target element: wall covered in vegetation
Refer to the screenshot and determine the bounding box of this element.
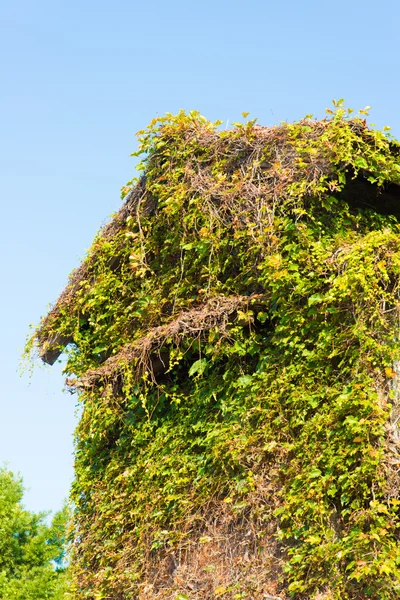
[33,105,400,599]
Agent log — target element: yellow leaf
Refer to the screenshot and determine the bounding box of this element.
[379,562,393,575]
[199,535,213,544]
[385,367,396,378]
[214,586,227,596]
[305,535,321,545]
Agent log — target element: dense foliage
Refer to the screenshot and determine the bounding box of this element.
[33,104,400,599]
[0,467,69,599]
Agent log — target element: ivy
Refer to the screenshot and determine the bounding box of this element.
[31,104,400,599]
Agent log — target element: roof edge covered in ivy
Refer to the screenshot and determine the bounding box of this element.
[35,113,400,369]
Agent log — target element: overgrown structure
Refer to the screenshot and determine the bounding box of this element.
[32,106,400,599]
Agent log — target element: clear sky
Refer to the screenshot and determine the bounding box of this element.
[1,0,399,515]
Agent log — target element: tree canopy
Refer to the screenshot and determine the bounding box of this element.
[0,467,69,600]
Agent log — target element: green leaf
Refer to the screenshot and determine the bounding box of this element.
[237,375,252,387]
[188,358,208,377]
[309,468,322,479]
[256,311,268,323]
[354,157,368,169]
[308,294,323,306]
[93,345,107,354]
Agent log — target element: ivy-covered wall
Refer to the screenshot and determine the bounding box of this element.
[33,105,400,599]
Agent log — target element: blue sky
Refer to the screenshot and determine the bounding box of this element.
[1,0,399,515]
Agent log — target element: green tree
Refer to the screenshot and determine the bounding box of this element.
[0,467,69,600]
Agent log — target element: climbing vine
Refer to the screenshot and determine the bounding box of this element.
[32,102,400,599]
